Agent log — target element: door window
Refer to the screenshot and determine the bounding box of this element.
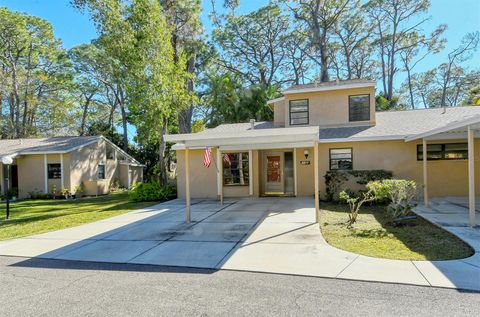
[267,156,281,182]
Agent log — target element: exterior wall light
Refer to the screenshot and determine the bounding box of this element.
[304,149,309,159]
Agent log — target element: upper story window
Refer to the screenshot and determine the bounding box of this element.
[417,143,468,161]
[349,94,370,122]
[289,99,309,125]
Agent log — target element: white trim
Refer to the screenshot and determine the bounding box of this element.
[185,147,191,222]
[220,142,314,151]
[468,126,476,227]
[119,162,145,167]
[284,82,376,95]
[319,135,405,143]
[60,153,64,189]
[266,97,285,104]
[293,149,298,197]
[100,136,141,165]
[249,150,253,196]
[216,148,222,197]
[405,115,480,142]
[422,139,428,207]
[44,154,48,194]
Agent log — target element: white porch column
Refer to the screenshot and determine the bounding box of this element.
[185,147,191,223]
[216,148,223,204]
[293,149,298,196]
[44,154,48,193]
[249,150,253,196]
[314,142,320,223]
[468,126,476,227]
[60,153,65,189]
[423,139,428,207]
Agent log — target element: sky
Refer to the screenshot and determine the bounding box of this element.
[1,0,479,78]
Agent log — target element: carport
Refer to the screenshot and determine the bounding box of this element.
[406,115,480,227]
[164,125,321,224]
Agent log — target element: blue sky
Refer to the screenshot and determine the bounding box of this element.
[1,0,479,80]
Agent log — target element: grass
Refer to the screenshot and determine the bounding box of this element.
[0,191,159,241]
[320,202,474,261]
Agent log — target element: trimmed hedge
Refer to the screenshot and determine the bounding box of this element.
[128,181,176,202]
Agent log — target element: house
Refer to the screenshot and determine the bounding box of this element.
[0,136,144,198]
[165,79,480,226]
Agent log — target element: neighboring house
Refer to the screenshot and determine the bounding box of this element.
[0,136,144,198]
[165,79,480,226]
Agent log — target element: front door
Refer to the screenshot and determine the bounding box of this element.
[264,152,284,195]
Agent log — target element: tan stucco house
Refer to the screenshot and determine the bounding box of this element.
[0,136,143,198]
[165,79,480,226]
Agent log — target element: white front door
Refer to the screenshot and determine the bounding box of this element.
[264,152,284,195]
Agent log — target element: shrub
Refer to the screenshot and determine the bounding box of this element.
[368,179,417,218]
[339,189,376,227]
[128,181,176,202]
[324,169,393,201]
[30,191,53,200]
[324,170,348,201]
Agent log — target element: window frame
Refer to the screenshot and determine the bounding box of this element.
[329,148,353,171]
[47,164,62,179]
[348,94,371,122]
[223,152,250,186]
[97,164,106,180]
[416,143,468,161]
[289,99,309,126]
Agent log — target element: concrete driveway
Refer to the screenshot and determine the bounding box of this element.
[0,197,479,291]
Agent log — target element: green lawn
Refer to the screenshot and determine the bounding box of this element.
[320,202,474,261]
[0,191,159,241]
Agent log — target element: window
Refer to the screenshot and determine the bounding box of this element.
[289,99,309,125]
[47,164,61,179]
[349,94,370,122]
[98,164,106,179]
[223,152,249,186]
[106,146,115,160]
[329,148,353,170]
[417,143,468,160]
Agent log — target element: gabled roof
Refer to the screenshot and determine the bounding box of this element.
[319,106,480,142]
[0,136,141,165]
[167,106,480,146]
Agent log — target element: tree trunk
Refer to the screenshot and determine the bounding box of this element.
[405,65,415,109]
[158,117,169,186]
[178,55,196,133]
[79,93,94,136]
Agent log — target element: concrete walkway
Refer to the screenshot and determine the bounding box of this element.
[0,197,478,291]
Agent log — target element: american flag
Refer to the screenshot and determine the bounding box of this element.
[203,147,212,168]
[223,153,231,166]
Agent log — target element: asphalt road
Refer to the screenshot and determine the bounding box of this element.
[0,256,479,317]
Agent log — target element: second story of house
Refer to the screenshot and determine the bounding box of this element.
[267,79,376,128]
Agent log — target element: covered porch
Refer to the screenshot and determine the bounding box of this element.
[165,125,322,223]
[406,115,480,227]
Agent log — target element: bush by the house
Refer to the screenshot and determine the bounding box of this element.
[324,169,393,201]
[29,191,54,200]
[339,188,376,227]
[368,179,418,218]
[128,181,176,202]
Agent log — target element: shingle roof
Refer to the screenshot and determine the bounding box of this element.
[0,136,100,157]
[193,106,480,142]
